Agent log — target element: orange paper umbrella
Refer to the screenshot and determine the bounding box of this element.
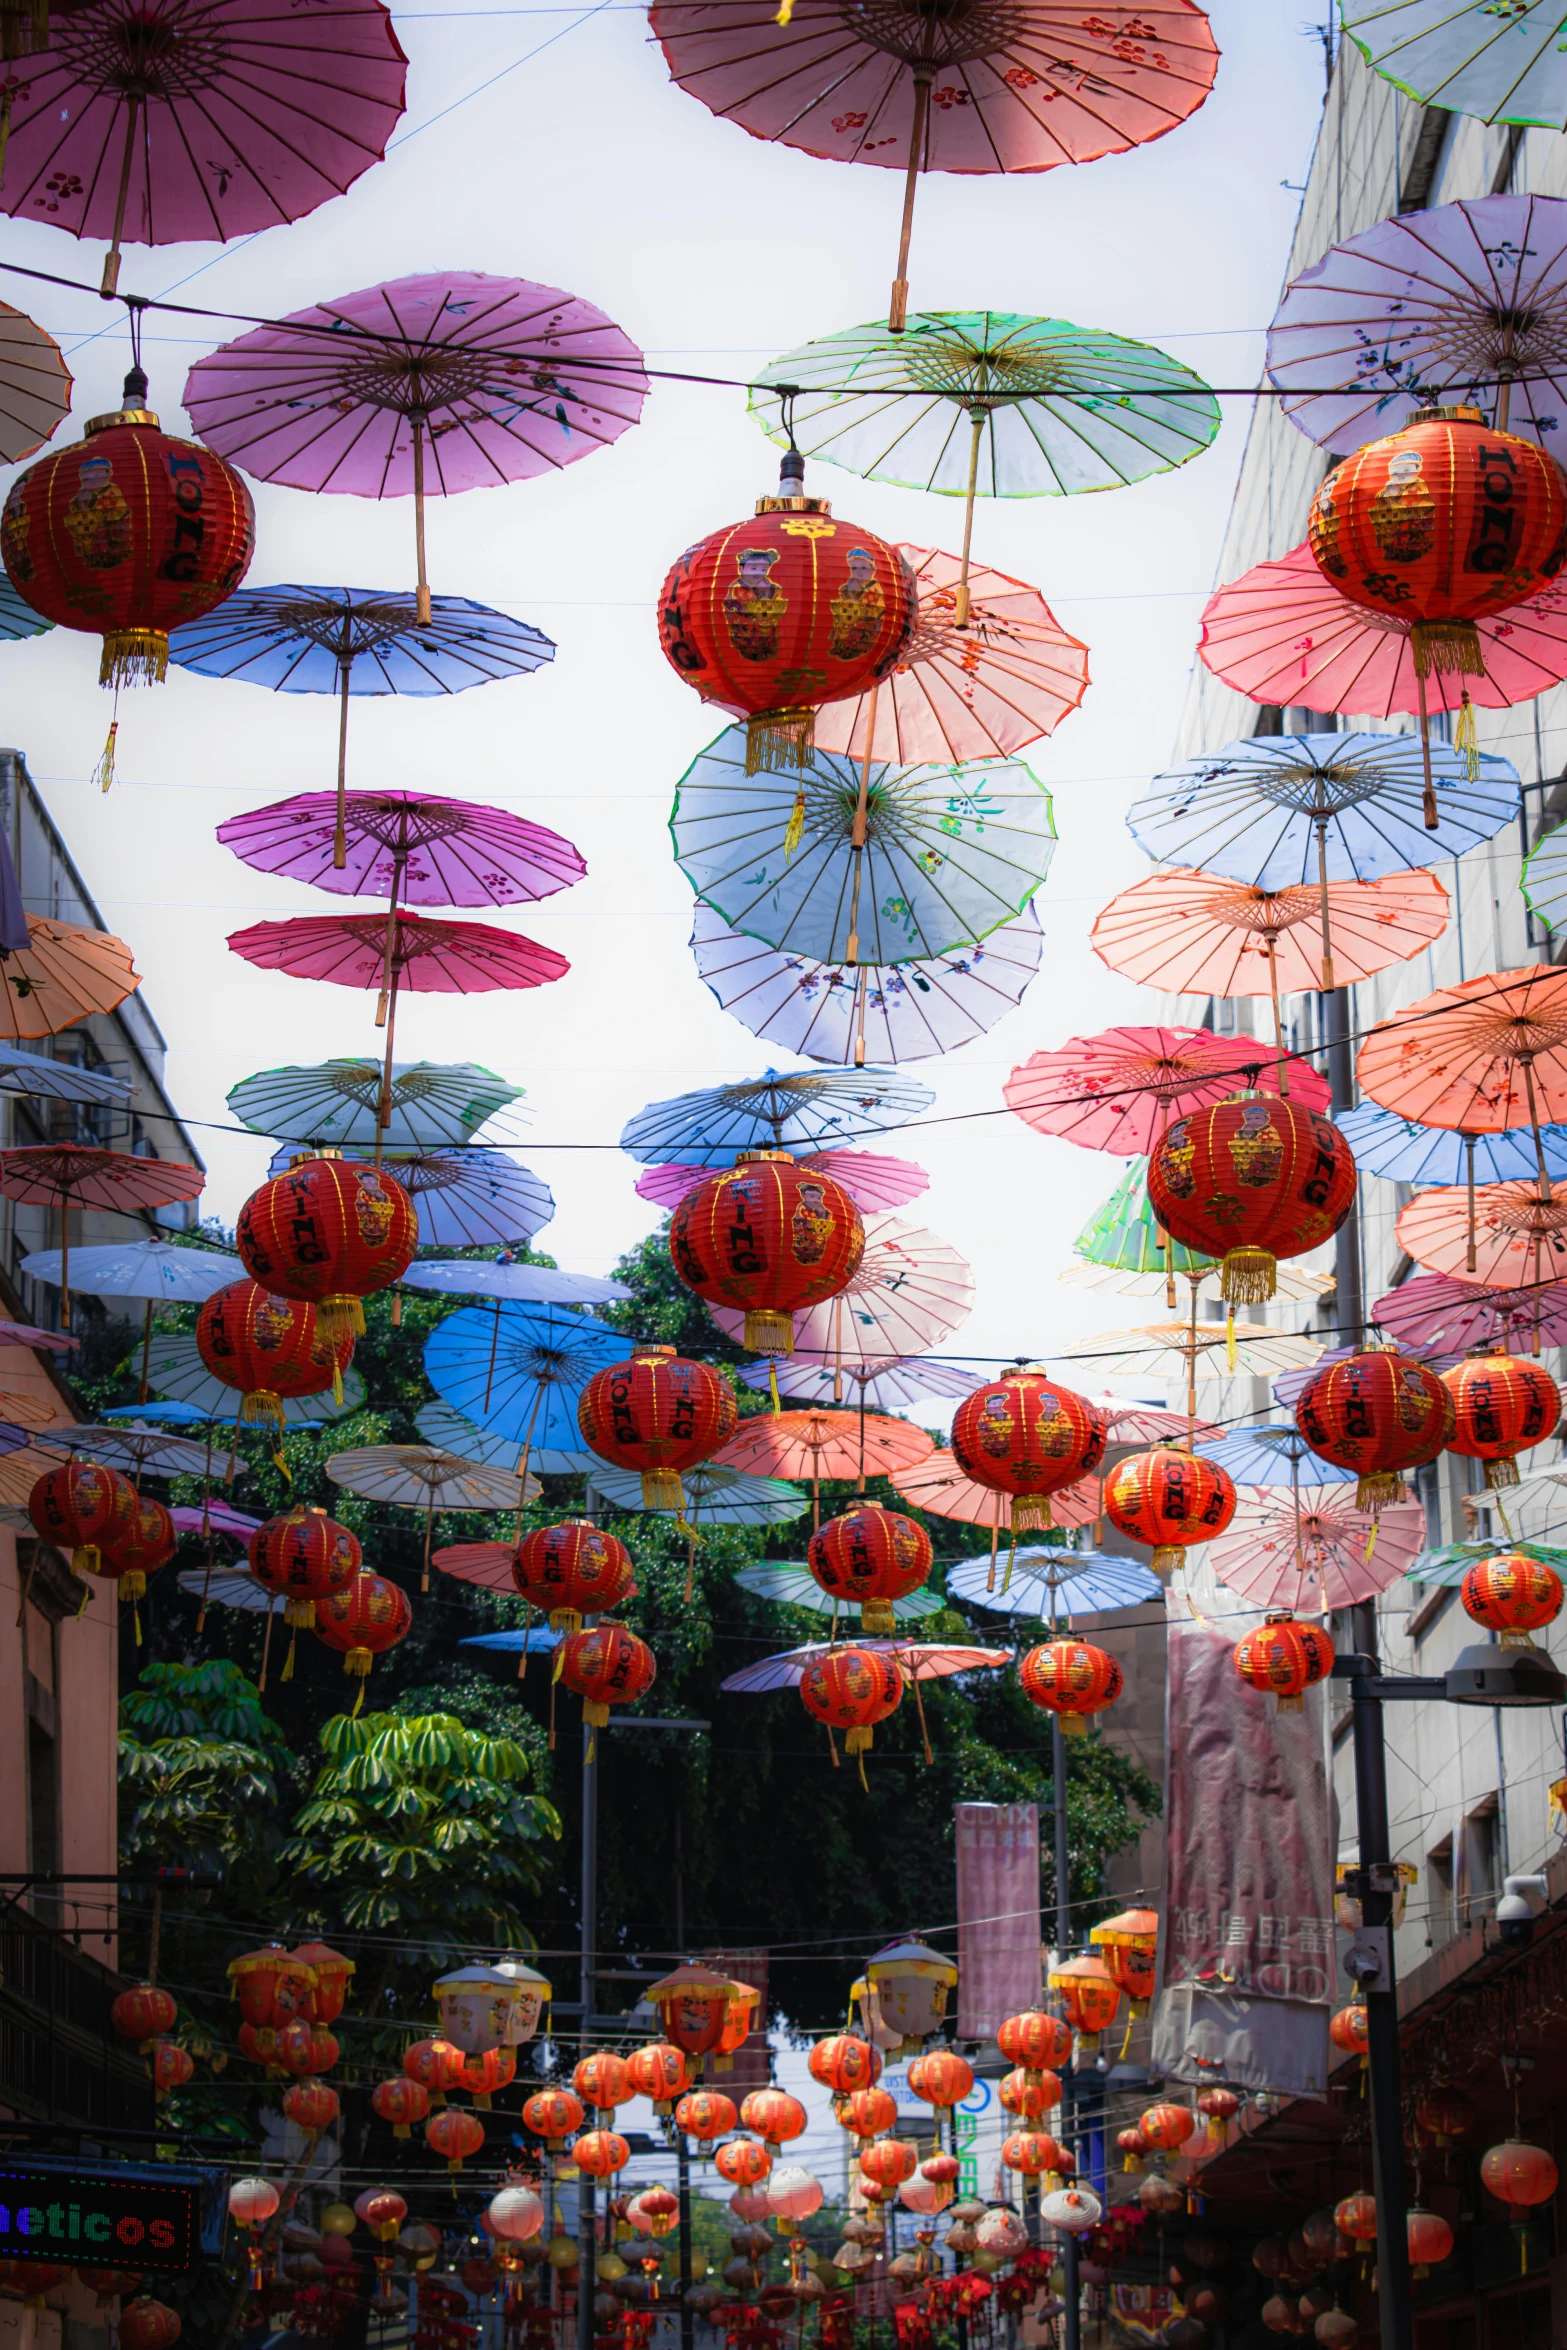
[716,1409,933,1530]
[1357,966,1567,1166]
[1091,867,1449,1088]
[812,547,1088,766]
[0,915,141,1041]
[890,1448,1098,1532]
[1397,1182,1567,1289]
[0,1146,205,1326]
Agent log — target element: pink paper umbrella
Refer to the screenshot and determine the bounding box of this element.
[1372,1271,1567,1364]
[811,547,1088,764]
[0,1144,204,1327]
[1396,1181,1567,1290]
[1208,1484,1426,1611]
[228,909,567,1141]
[217,786,585,901]
[0,0,407,296]
[1199,542,1567,720]
[184,272,648,621]
[636,1149,928,1217]
[1005,1022,1329,1155]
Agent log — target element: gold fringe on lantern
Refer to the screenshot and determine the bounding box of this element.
[1149,1545,1183,1580]
[118,1571,145,1604]
[71,1543,100,1577]
[1011,1494,1053,1535]
[1122,2150,1143,2174]
[285,1598,316,1628]
[1356,1470,1408,1511]
[240,1388,286,1432]
[345,1646,372,1716]
[845,1726,874,1757]
[747,708,816,776]
[1220,1244,1277,1304]
[1058,1711,1088,1740]
[316,1294,366,1343]
[1485,1455,1522,1489]
[1411,618,1484,678]
[1277,1692,1305,1716]
[862,1599,896,1637]
[99,627,169,687]
[282,1627,298,1681]
[744,1306,794,1356]
[393,2121,411,2140]
[640,1468,684,1509]
[584,1700,610,1729]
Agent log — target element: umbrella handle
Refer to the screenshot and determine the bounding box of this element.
[888,73,931,335]
[1314,817,1336,993]
[58,1183,69,1333]
[100,92,141,297]
[1523,1053,1554,1202]
[1415,669,1439,829]
[955,411,985,630]
[376,955,402,1162]
[1265,934,1289,1098]
[334,659,352,870]
[1465,1132,1478,1273]
[412,414,432,626]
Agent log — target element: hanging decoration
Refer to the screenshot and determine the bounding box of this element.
[1293,1348,1456,1509]
[576,1346,738,1508]
[1146,1091,1358,1304]
[675,2089,737,2143]
[1047,1954,1121,2051]
[313,1572,412,1709]
[1103,1449,1236,1578]
[1089,1912,1160,2018]
[1461,1554,1565,1644]
[1441,1350,1561,1487]
[28,1458,136,1575]
[1232,1614,1335,1713]
[237,1156,416,1344]
[669,1150,865,1354]
[196,1279,354,1432]
[949,1371,1106,1534]
[806,1505,933,1634]
[799,1644,904,1761]
[556,1624,656,1745]
[1018,1640,1123,1738]
[514,1521,637,1631]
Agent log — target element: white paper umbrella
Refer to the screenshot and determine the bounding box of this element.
[671,728,1056,965]
[50,1422,219,1478]
[22,1241,242,1301]
[230,1058,525,1149]
[748,1355,980,1411]
[414,1402,598,1479]
[620,1067,934,1166]
[398,1261,632,1306]
[1339,0,1567,131]
[175,1568,274,1613]
[147,1333,365,1425]
[946,1546,1162,1621]
[734,1563,947,1623]
[585,1462,806,1526]
[720,1640,1009,1693]
[1051,1321,1324,1383]
[690,901,1043,1065]
[326,1442,541,1590]
[1057,1259,1334,1304]
[707,1213,974,1363]
[1207,1486,1427,1611]
[0,1044,130,1106]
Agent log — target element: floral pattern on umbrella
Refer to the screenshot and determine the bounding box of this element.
[1396,1180,1567,1288]
[1207,1484,1427,1611]
[1006,1023,1329,1156]
[620,1067,934,1168]
[217,789,583,906]
[1339,2,1567,133]
[233,1059,524,1152]
[1372,1268,1567,1362]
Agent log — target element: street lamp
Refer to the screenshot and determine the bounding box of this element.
[1333,1641,1565,2350]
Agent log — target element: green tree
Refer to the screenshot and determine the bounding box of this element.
[119,1659,297,1918]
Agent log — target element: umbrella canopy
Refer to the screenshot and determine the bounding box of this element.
[0,1147,206,1324]
[1051,1321,1325,1383]
[229,910,568,996]
[1199,541,1567,718]
[585,1462,807,1525]
[689,900,1044,1067]
[1091,866,1449,999]
[174,1568,275,1614]
[0,1316,74,1354]
[1339,3,1567,132]
[218,790,584,908]
[1095,1398,1224,1447]
[1520,822,1567,938]
[621,1068,934,1168]
[1405,1538,1567,1589]
[415,1402,597,1479]
[1066,1159,1331,1306]
[1396,1181,1567,1287]
[0,915,140,1041]
[1372,1269,1567,1360]
[266,1143,552,1248]
[233,1060,523,1152]
[325,1444,533,1512]
[715,1409,934,1485]
[0,1044,131,1106]
[0,0,407,292]
[20,1239,240,1301]
[1208,1485,1427,1611]
[146,1332,365,1424]
[671,730,1055,966]
[50,1422,215,1478]
[748,1354,979,1412]
[0,300,70,465]
[399,1260,631,1307]
[169,1501,261,1541]
[1267,193,1567,449]
[421,1301,627,1455]
[434,1542,527,1594]
[1356,965,1567,1137]
[1006,1022,1329,1155]
[637,1148,927,1217]
[946,1545,1163,1620]
[1336,1106,1567,1187]
[721,1640,1009,1694]
[0,579,50,646]
[811,547,1088,764]
[184,272,649,619]
[1193,1425,1356,1486]
[735,1563,946,1624]
[890,1446,1098,1530]
[706,1212,974,1365]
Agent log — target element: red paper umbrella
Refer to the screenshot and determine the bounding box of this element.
[228,909,568,1137]
[1198,542,1567,720]
[715,1408,933,1528]
[652,1,1218,329]
[1006,1023,1328,1157]
[811,546,1088,764]
[0,1145,204,1326]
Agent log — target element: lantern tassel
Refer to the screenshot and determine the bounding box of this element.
[1220,1245,1277,1304]
[99,628,168,687]
[1455,689,1480,783]
[91,718,118,794]
[750,711,815,778]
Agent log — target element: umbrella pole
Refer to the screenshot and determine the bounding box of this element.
[138,1298,152,1403]
[334,658,352,870]
[1415,669,1439,829]
[1522,1054,1554,1202]
[411,414,432,626]
[512,1383,546,1547]
[196,1427,215,1635]
[422,1494,434,1595]
[955,410,985,630]
[1465,1133,1478,1273]
[1313,818,1336,993]
[57,1183,70,1332]
[888,73,932,335]
[484,1301,502,1412]
[1265,933,1289,1097]
[1186,1284,1197,1438]
[857,1382,867,1496]
[100,92,141,298]
[987,1487,1000,1594]
[813,1470,820,1534]
[845,683,878,995]
[375,956,403,1160]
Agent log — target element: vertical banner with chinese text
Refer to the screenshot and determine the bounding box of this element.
[956,1802,1041,2041]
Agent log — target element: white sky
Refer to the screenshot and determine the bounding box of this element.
[0,0,1326,1380]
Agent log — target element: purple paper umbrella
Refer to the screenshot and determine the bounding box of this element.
[0,0,407,296]
[217,789,584,908]
[635,1147,928,1216]
[184,272,648,620]
[1370,1272,1567,1366]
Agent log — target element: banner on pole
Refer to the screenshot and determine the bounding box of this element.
[956,1802,1041,2040]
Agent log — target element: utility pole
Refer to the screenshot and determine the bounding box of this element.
[676,2131,693,2350]
[1052,1718,1079,2350]
[1325,987,1363,1345]
[576,1720,598,2350]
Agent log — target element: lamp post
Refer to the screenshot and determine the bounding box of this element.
[1052,1716,1080,2350]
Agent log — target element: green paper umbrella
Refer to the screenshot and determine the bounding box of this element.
[1062,1158,1335,1307]
[1407,1538,1567,1588]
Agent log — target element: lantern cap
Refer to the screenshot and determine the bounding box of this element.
[88,366,158,435]
[735,1148,797,1164]
[1089,1909,1159,1949]
[648,1962,734,2000]
[1409,403,1484,425]
[864,1938,958,1987]
[434,1964,517,1991]
[494,1959,552,1994]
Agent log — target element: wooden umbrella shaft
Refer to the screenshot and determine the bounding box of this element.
[1265,933,1289,1096]
[844,684,879,967]
[1313,817,1336,993]
[334,658,353,871]
[58,1180,70,1330]
[955,411,985,629]
[1522,1053,1554,1202]
[1415,669,1439,829]
[375,959,402,1159]
[1465,1131,1477,1272]
[888,74,932,335]
[138,1297,153,1402]
[412,415,431,625]
[101,92,141,297]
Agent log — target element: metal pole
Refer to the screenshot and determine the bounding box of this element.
[1347,1666,1414,2350]
[1051,1717,1079,2350]
[576,1718,598,2350]
[677,2133,693,2350]
[1325,986,1363,1345]
[575,2173,596,2350]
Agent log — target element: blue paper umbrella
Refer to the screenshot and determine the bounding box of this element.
[266,1143,554,1248]
[946,1544,1163,1621]
[1335,1104,1567,1187]
[587,1463,805,1526]
[1127,733,1519,888]
[423,1302,626,1459]
[416,1401,598,1477]
[621,1067,933,1169]
[1193,1425,1356,1487]
[735,1563,946,1622]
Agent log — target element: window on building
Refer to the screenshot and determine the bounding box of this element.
[1427,1835,1455,1948]
[1461,1796,1502,1924]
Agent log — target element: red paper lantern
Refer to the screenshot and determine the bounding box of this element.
[228,1943,313,2030]
[558,1624,657,1730]
[110,1985,176,2046]
[669,1151,866,1355]
[999,2067,1061,2121]
[573,2130,629,2180]
[276,2017,336,2077]
[1333,2195,1377,2244]
[574,2053,633,2116]
[626,2042,691,2114]
[1407,2209,1454,2277]
[858,2139,918,2194]
[292,1940,353,2026]
[314,1573,412,1698]
[1462,1553,1565,1643]
[807,1505,933,1634]
[1019,1640,1123,1738]
[249,1506,360,1627]
[1148,1091,1358,1304]
[196,1278,353,1429]
[372,2077,430,2139]
[1197,2089,1241,2144]
[78,2270,144,2303]
[1002,2132,1066,2179]
[1233,1613,1336,1713]
[427,2108,486,2174]
[951,1372,1107,1534]
[99,1495,175,1604]
[151,2040,194,2097]
[29,1458,136,1574]
[657,465,916,770]
[1442,1351,1562,1488]
[513,1520,636,1630]
[1117,2128,1149,2174]
[1051,1955,1121,2043]
[576,1346,738,1509]
[997,2012,1073,2078]
[651,1963,735,2060]
[1091,1910,1159,2015]
[1308,406,1567,681]
[1139,2104,1196,2154]
[714,2139,772,2187]
[238,1156,417,1343]
[1329,2006,1369,2058]
[840,2087,898,2145]
[282,2081,339,2139]
[808,2033,881,2096]
[1293,1348,1455,1509]
[522,2088,585,2149]
[1480,2139,1559,2210]
[798,1644,903,1757]
[455,2047,516,2107]
[907,2051,974,2111]
[0,370,254,686]
[0,2262,71,2304]
[739,2089,807,2147]
[675,2090,737,2142]
[355,2189,408,2242]
[1416,2088,1475,2145]
[117,2302,183,2350]
[404,2036,465,2103]
[1104,1446,1236,1576]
